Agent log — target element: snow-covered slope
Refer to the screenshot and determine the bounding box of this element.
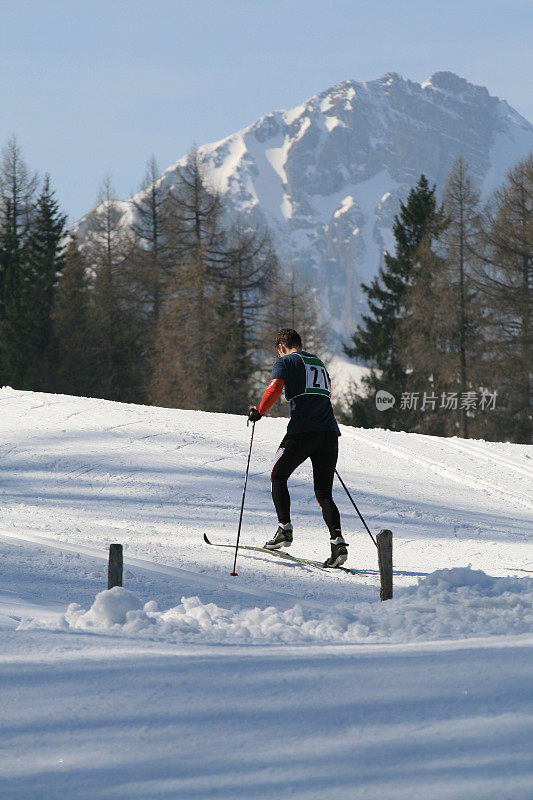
[76,71,533,342]
[1,387,531,594]
[1,389,532,798]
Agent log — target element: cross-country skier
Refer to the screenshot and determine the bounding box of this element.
[248,328,348,568]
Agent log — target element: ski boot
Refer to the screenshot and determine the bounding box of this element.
[264,523,293,550]
[323,532,348,568]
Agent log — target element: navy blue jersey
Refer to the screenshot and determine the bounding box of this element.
[271,351,340,436]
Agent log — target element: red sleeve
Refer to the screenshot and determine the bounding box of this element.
[257,378,284,414]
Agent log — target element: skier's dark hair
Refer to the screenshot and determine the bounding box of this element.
[275,328,302,351]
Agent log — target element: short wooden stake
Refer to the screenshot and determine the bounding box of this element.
[377,529,393,601]
[108,543,123,589]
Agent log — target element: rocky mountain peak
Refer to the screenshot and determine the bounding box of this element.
[423,71,491,102]
[75,72,533,346]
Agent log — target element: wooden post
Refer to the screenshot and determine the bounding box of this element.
[108,543,123,589]
[377,529,393,601]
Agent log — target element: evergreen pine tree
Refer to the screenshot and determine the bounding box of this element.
[51,238,93,396]
[343,175,439,429]
[394,236,453,435]
[24,175,67,389]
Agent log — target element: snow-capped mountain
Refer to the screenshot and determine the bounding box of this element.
[78,71,533,342]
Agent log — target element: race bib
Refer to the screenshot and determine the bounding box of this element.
[299,354,331,397]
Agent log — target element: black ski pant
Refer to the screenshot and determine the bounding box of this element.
[270,430,341,536]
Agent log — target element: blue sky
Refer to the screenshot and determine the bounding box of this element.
[1,0,531,221]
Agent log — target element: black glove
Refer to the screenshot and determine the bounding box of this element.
[248,407,263,423]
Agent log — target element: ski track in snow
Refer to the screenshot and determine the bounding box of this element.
[347,428,533,511]
[441,435,533,479]
[0,388,532,799]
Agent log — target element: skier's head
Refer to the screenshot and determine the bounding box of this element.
[275,328,302,356]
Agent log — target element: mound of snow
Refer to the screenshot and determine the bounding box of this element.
[71,586,143,626]
[20,568,533,644]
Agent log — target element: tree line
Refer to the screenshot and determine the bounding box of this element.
[343,154,532,444]
[1,135,530,441]
[0,137,321,414]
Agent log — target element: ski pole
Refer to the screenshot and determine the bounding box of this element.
[230,421,255,576]
[335,469,377,547]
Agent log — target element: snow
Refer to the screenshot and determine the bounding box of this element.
[334,195,355,218]
[21,568,533,645]
[320,95,334,113]
[324,116,346,132]
[241,125,293,222]
[265,138,291,184]
[1,388,532,798]
[203,134,247,194]
[283,101,307,126]
[293,114,311,143]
